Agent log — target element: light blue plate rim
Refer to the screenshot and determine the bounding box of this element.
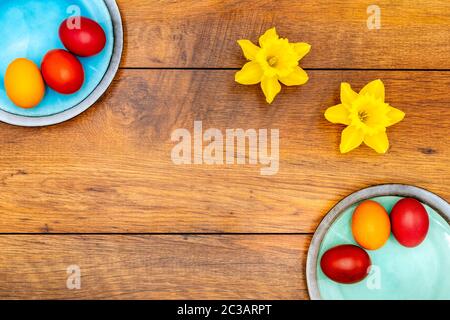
[306,184,450,300]
[0,0,123,127]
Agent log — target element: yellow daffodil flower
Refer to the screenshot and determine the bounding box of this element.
[235,27,311,104]
[325,79,405,154]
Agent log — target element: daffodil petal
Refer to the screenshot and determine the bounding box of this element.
[340,82,358,105]
[291,42,311,60]
[235,61,263,85]
[325,104,351,125]
[364,131,389,154]
[261,76,281,104]
[360,79,385,101]
[279,67,309,86]
[237,40,260,60]
[340,126,364,153]
[259,27,279,48]
[386,107,405,127]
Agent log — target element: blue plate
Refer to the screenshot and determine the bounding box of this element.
[0,0,118,121]
[307,185,450,300]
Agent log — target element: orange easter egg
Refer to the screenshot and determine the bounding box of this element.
[352,200,391,250]
[4,58,45,108]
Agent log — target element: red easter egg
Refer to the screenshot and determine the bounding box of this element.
[41,49,84,94]
[320,244,371,284]
[59,16,106,57]
[390,198,429,248]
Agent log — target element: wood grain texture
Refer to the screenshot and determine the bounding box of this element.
[119,0,450,68]
[0,70,448,233]
[0,235,309,299]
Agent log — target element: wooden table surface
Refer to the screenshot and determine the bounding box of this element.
[0,0,449,299]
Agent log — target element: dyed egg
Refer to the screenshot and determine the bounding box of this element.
[59,17,106,57]
[320,244,371,284]
[4,58,45,108]
[41,49,85,94]
[352,200,391,250]
[391,198,429,248]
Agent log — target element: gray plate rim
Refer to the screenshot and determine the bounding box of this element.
[306,183,450,300]
[0,0,123,127]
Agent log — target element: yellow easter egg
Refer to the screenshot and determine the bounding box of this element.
[4,58,45,108]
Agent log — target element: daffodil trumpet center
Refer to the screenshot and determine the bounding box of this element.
[267,56,279,67]
[358,110,369,123]
[349,95,390,135]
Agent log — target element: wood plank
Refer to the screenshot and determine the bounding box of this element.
[0,235,309,299]
[119,0,450,68]
[0,70,448,233]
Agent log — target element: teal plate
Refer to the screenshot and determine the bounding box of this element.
[0,0,122,126]
[306,184,450,300]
